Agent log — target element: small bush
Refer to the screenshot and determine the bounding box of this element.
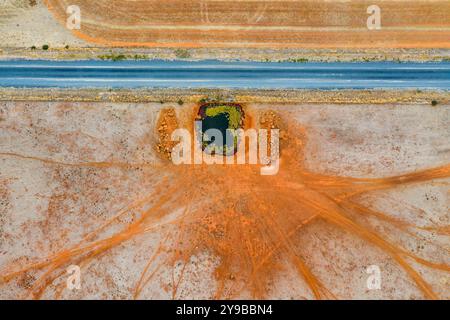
[65,45,70,49]
[199,97,209,104]
[431,100,438,106]
[177,99,184,106]
[174,49,191,59]
[289,58,309,63]
[30,46,36,50]
[132,54,147,60]
[98,53,127,62]
[112,54,126,62]
[42,44,49,50]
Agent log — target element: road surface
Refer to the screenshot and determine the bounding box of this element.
[0,60,449,89]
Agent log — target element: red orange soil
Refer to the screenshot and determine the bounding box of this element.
[156,109,179,160]
[43,0,450,48]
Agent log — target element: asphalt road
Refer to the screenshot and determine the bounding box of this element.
[0,60,449,89]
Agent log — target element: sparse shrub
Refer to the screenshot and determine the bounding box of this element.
[30,46,36,50]
[177,99,184,106]
[132,54,147,60]
[289,58,309,63]
[174,49,191,59]
[98,53,127,62]
[199,97,209,104]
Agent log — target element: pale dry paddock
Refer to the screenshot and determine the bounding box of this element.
[0,101,448,299]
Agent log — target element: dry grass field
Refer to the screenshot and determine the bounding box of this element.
[43,0,450,48]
